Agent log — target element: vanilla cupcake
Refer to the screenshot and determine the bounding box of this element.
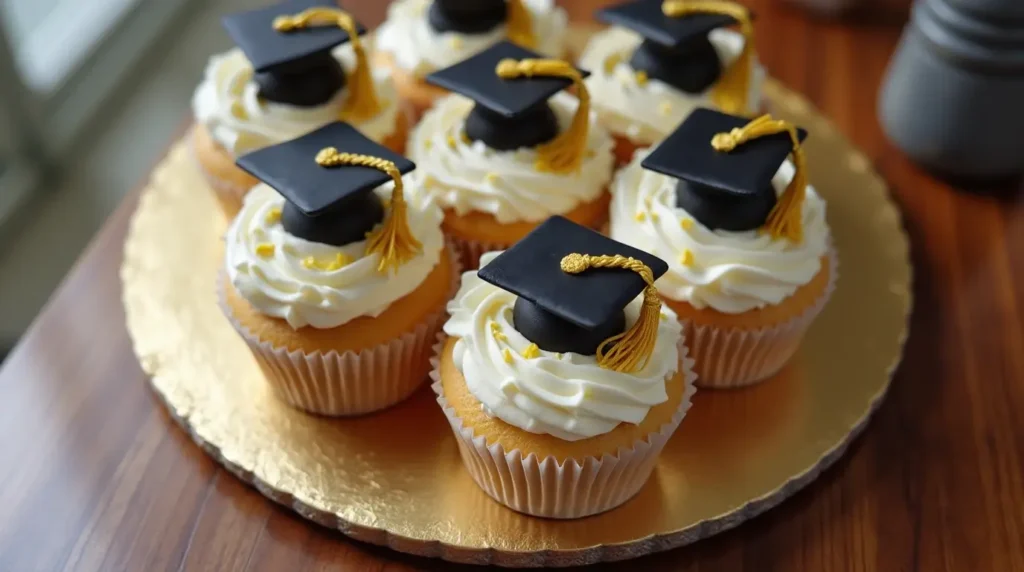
[193,0,410,217]
[376,0,568,117]
[434,216,695,518]
[581,0,764,164]
[220,122,456,416]
[610,108,836,388]
[409,42,615,268]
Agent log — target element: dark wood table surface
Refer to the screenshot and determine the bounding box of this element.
[2,1,1023,570]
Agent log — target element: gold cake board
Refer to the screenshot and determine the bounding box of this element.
[121,78,911,566]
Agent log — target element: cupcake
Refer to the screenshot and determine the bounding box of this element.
[375,0,568,117]
[610,108,836,388]
[580,0,765,164]
[434,216,696,518]
[220,121,456,416]
[408,41,615,268]
[192,0,410,217]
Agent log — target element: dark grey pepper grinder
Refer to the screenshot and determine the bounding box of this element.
[879,0,1024,180]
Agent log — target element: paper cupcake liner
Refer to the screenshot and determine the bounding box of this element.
[219,242,462,416]
[431,338,697,519]
[187,133,250,219]
[684,247,839,389]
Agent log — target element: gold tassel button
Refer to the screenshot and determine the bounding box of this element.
[711,114,808,243]
[273,8,381,122]
[495,58,590,175]
[314,148,422,273]
[505,0,536,49]
[559,253,663,373]
[662,0,754,115]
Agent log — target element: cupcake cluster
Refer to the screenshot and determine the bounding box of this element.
[194,0,837,518]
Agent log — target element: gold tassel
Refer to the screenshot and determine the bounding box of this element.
[314,147,422,273]
[273,8,381,122]
[559,253,662,373]
[505,0,536,49]
[496,58,590,174]
[662,1,754,115]
[711,114,808,243]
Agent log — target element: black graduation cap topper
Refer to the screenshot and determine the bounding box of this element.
[597,0,755,113]
[477,216,668,372]
[428,0,536,49]
[236,122,422,273]
[222,0,380,117]
[425,41,592,173]
[642,108,810,242]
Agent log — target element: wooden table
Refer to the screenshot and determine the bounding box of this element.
[2,1,1022,570]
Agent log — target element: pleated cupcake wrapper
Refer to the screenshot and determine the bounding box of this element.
[685,247,839,389]
[220,242,462,416]
[430,338,697,519]
[187,133,249,218]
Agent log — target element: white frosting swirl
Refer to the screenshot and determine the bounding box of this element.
[580,27,765,146]
[609,150,830,314]
[443,252,683,441]
[408,93,615,224]
[192,45,400,156]
[376,0,568,77]
[225,183,445,329]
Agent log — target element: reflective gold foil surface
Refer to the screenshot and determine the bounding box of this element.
[122,80,911,567]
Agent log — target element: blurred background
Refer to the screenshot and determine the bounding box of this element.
[0,0,911,361]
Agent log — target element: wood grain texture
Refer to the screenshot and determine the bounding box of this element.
[1,0,1022,571]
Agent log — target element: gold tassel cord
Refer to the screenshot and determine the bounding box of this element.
[273,8,381,122]
[711,114,808,243]
[559,253,662,373]
[314,148,422,273]
[662,1,754,115]
[495,59,590,174]
[505,0,536,49]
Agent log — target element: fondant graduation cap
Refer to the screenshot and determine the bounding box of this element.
[425,41,591,164]
[428,0,536,48]
[598,0,754,111]
[642,107,808,234]
[236,121,415,249]
[222,0,367,107]
[478,216,668,371]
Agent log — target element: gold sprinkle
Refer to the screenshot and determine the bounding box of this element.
[255,243,275,258]
[303,253,351,272]
[490,322,507,342]
[485,173,499,184]
[634,211,647,222]
[660,312,668,321]
[556,353,563,359]
[659,101,673,116]
[449,36,464,49]
[503,348,514,364]
[681,249,694,267]
[650,211,660,222]
[447,133,458,148]
[522,343,540,359]
[229,100,248,120]
[603,53,622,74]
[635,70,648,86]
[265,207,282,225]
[583,388,594,398]
[424,139,433,150]
[681,218,695,230]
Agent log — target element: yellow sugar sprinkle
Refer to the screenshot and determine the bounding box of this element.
[447,134,458,148]
[449,36,464,49]
[680,249,694,267]
[556,353,563,360]
[681,218,695,230]
[603,53,622,74]
[660,312,668,321]
[490,322,502,333]
[303,253,351,272]
[503,348,514,364]
[522,343,540,359]
[255,243,275,258]
[635,71,649,86]
[490,322,508,343]
[229,100,248,120]
[634,211,647,222]
[583,388,594,398]
[423,139,433,150]
[265,207,282,225]
[485,173,499,183]
[659,101,673,116]
[650,211,660,222]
